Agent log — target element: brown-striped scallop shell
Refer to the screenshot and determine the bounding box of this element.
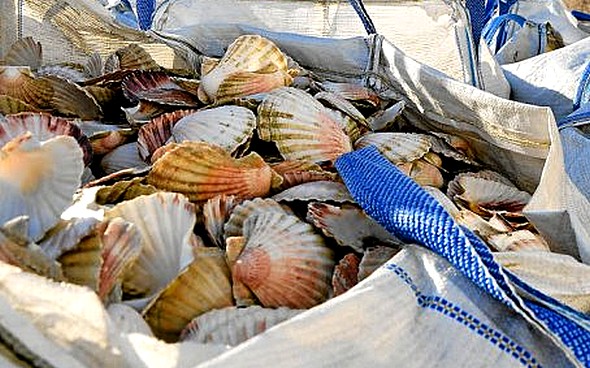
[3,37,43,69]
[41,75,102,120]
[147,142,280,202]
[180,306,303,346]
[202,195,239,248]
[199,35,293,104]
[0,66,52,109]
[332,253,361,296]
[122,71,200,107]
[231,211,335,309]
[257,87,352,164]
[143,247,233,342]
[0,134,83,241]
[0,95,41,115]
[95,178,158,206]
[270,160,337,191]
[3,112,93,165]
[137,109,198,161]
[110,44,161,71]
[223,198,290,239]
[272,181,355,204]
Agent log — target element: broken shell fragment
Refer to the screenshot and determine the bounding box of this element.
[358,245,400,281]
[332,253,361,296]
[3,37,43,69]
[202,195,239,248]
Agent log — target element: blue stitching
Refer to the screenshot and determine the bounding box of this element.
[386,263,540,368]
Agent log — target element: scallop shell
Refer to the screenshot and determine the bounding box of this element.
[488,230,550,252]
[122,71,200,107]
[171,106,256,155]
[200,56,220,77]
[225,236,257,307]
[315,91,366,125]
[270,160,337,190]
[272,181,354,204]
[113,44,160,71]
[358,245,400,281]
[137,109,198,161]
[199,35,293,103]
[224,198,290,239]
[0,134,83,241]
[123,100,173,125]
[366,100,405,131]
[3,112,93,165]
[39,217,100,260]
[447,173,531,215]
[41,75,102,120]
[332,253,360,297]
[143,247,233,342]
[180,306,303,346]
[232,211,335,309]
[431,131,476,159]
[455,209,511,243]
[84,52,104,78]
[397,158,444,188]
[95,178,158,205]
[100,143,150,175]
[320,81,381,107]
[147,142,279,202]
[427,134,480,166]
[354,132,431,164]
[0,66,52,108]
[257,87,352,163]
[0,95,41,115]
[84,86,120,115]
[89,128,136,156]
[3,37,42,69]
[307,203,398,253]
[202,195,239,248]
[107,303,154,336]
[104,192,196,298]
[58,218,142,300]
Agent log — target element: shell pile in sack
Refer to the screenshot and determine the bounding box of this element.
[143,247,233,342]
[104,192,196,299]
[2,112,93,165]
[199,35,294,104]
[0,133,83,241]
[181,306,303,346]
[257,87,353,164]
[230,211,335,309]
[147,142,280,202]
[171,106,256,155]
[137,109,198,161]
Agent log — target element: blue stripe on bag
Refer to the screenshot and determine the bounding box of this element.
[136,0,155,30]
[572,10,590,22]
[573,61,590,111]
[335,146,590,366]
[347,0,377,35]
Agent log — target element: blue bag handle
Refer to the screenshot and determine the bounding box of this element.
[572,10,590,22]
[482,13,528,52]
[335,146,590,366]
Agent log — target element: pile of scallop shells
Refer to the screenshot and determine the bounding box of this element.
[0,35,552,346]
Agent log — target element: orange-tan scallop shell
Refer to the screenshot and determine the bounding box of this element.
[270,160,337,191]
[143,247,233,342]
[0,134,83,241]
[397,158,444,188]
[147,142,280,202]
[122,71,200,107]
[202,195,239,248]
[319,81,382,107]
[354,132,431,164]
[231,211,335,309]
[199,35,293,104]
[223,197,291,239]
[3,37,43,69]
[0,66,52,109]
[104,192,196,299]
[180,306,303,346]
[257,87,352,163]
[332,253,360,297]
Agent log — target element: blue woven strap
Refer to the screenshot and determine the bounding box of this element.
[347,0,377,35]
[482,13,527,52]
[136,0,155,30]
[572,10,590,22]
[466,0,487,53]
[573,61,590,111]
[335,146,590,365]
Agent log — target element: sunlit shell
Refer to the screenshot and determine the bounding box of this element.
[113,44,160,71]
[307,202,399,253]
[455,210,511,244]
[272,181,354,204]
[123,100,174,126]
[225,236,257,307]
[332,253,360,296]
[41,75,102,120]
[122,71,200,107]
[171,77,201,96]
[137,109,198,161]
[270,161,337,191]
[143,247,233,342]
[200,56,220,76]
[3,112,93,165]
[366,100,405,131]
[355,132,431,164]
[224,198,290,239]
[37,65,87,83]
[397,158,444,188]
[107,303,154,336]
[181,306,303,346]
[147,142,278,202]
[39,217,100,260]
[447,173,531,215]
[95,178,158,205]
[495,251,590,313]
[488,230,550,252]
[171,106,256,155]
[315,91,366,125]
[0,66,52,108]
[0,221,63,280]
[199,35,293,103]
[0,95,41,115]
[320,81,381,107]
[100,143,150,175]
[257,87,352,163]
[104,192,196,299]
[58,218,142,300]
[89,128,136,156]
[0,134,83,241]
[232,212,335,308]
[3,37,42,69]
[203,194,239,248]
[358,245,400,281]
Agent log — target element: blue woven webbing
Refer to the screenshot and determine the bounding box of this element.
[335,146,590,366]
[347,0,377,35]
[466,0,487,54]
[136,0,155,30]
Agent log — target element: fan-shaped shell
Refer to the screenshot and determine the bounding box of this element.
[84,52,103,78]
[122,71,200,107]
[0,134,83,241]
[107,303,154,336]
[137,109,198,161]
[95,178,158,205]
[307,203,399,253]
[257,87,352,163]
[224,198,290,239]
[123,100,174,126]
[332,253,360,297]
[232,212,335,309]
[270,160,337,190]
[180,306,303,346]
[113,44,160,71]
[366,100,405,131]
[171,106,256,155]
[143,247,233,342]
[488,230,550,252]
[100,143,150,175]
[199,35,293,103]
[39,217,100,260]
[42,75,102,120]
[455,209,511,243]
[203,195,239,248]
[315,91,366,125]
[272,181,354,204]
[3,112,93,165]
[0,66,52,108]
[104,192,196,298]
[0,95,41,115]
[147,142,278,202]
[320,81,381,107]
[397,158,444,188]
[3,37,42,69]
[358,245,400,281]
[354,132,431,164]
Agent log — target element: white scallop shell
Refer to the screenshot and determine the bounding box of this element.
[354,132,431,164]
[272,181,354,204]
[107,303,154,337]
[224,198,291,239]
